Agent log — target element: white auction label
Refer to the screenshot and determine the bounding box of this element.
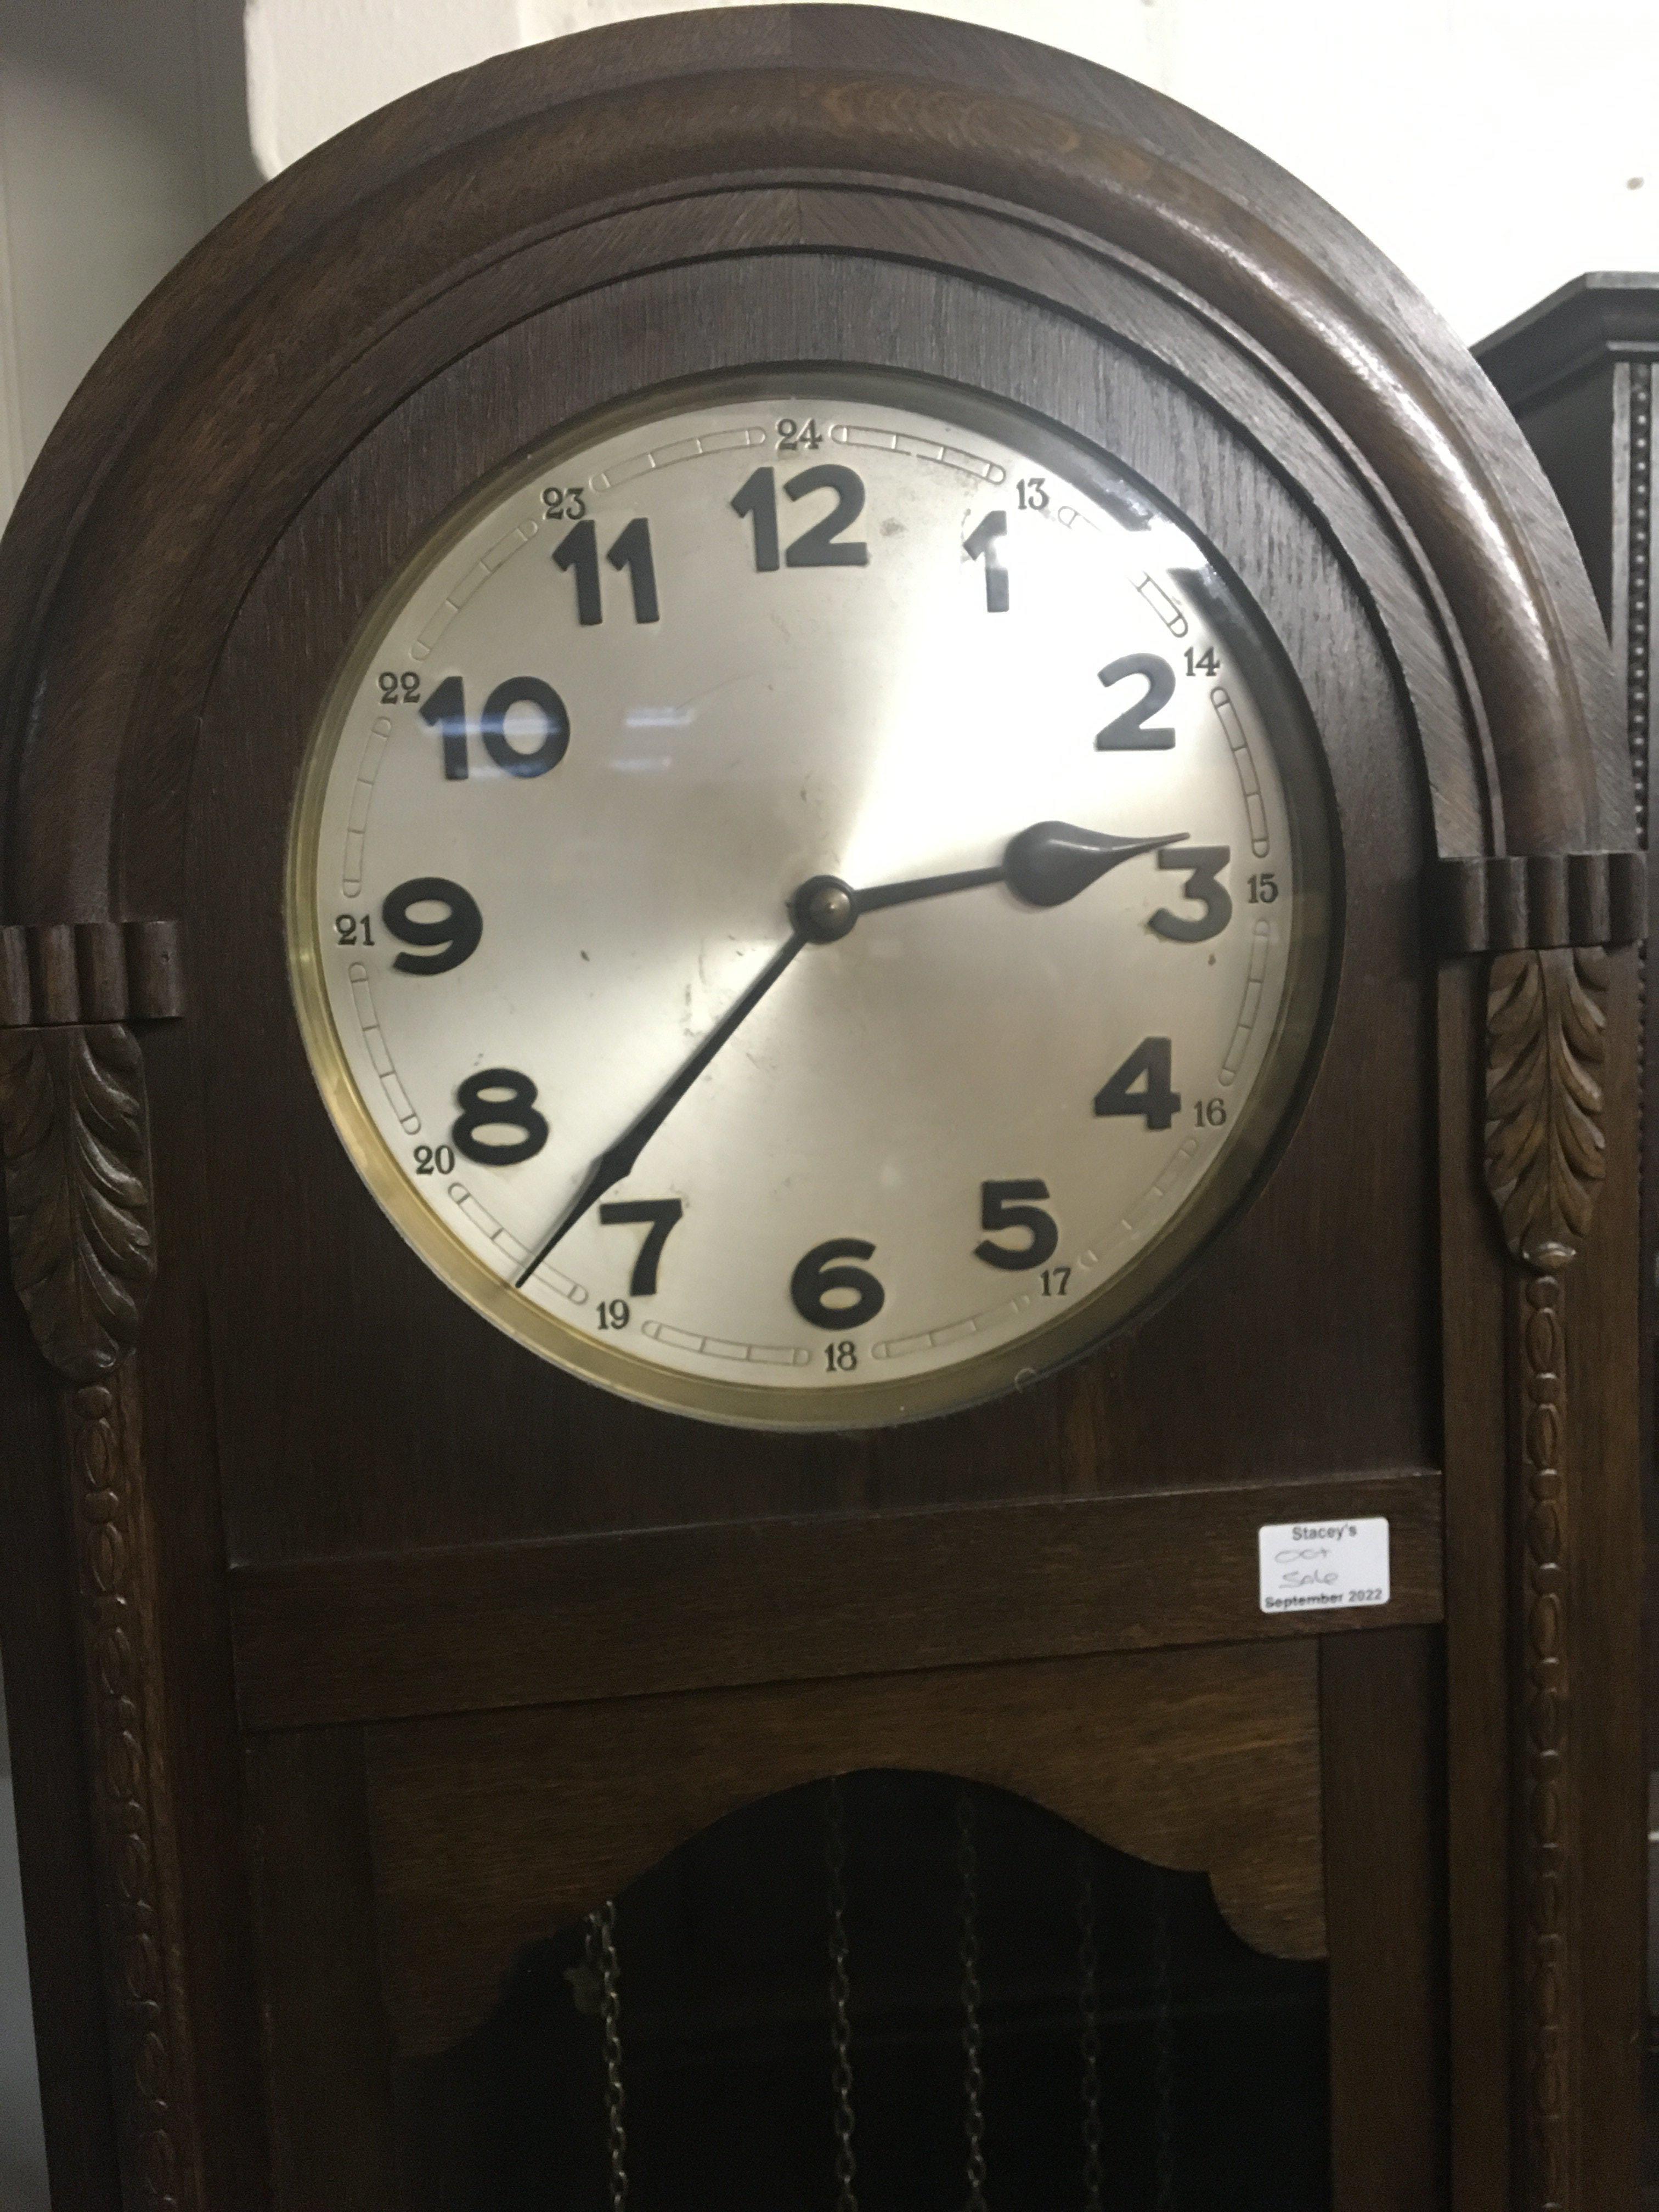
[1257,1517,1390,1613]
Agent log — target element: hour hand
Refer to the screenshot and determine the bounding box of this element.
[827,821,1187,927]
[1001,821,1188,906]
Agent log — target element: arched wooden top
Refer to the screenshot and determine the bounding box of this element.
[0,3,1627,923]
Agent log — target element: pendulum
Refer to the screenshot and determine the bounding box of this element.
[826,1779,859,2212]
[583,1900,628,2212]
[1077,1846,1104,2212]
[1150,1878,1177,2212]
[956,1790,988,2212]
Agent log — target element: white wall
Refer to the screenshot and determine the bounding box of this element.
[0,0,256,506]
[0,1776,44,2212]
[4,0,1659,500]
[0,5,256,2194]
[2,0,1659,2199]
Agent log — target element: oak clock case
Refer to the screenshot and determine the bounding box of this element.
[0,11,1641,2212]
[207,208,1437,2174]
[289,373,1334,1426]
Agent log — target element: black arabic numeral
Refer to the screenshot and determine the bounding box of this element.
[1094,1037,1181,1131]
[422,672,569,781]
[413,1143,455,1176]
[552,517,661,625]
[1248,871,1280,905]
[381,877,483,975]
[974,1178,1059,1271]
[1040,1266,1071,1298]
[731,466,781,571]
[1194,1098,1228,1127]
[334,912,374,945]
[1017,476,1048,511]
[1150,845,1233,943]
[596,1299,631,1332]
[825,1340,857,1373]
[607,516,660,623]
[552,518,603,625]
[1096,654,1177,750]
[481,676,569,778]
[791,1238,884,1330]
[732,464,869,570]
[451,1068,550,1166]
[597,1198,685,1296]
[419,673,470,780]
[1184,645,1221,676]
[777,416,822,452]
[785,464,868,567]
[964,510,1009,613]
[378,670,421,704]
[541,484,586,520]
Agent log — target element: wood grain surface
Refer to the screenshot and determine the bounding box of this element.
[361,1640,1328,2058]
[230,1469,1443,1731]
[0,10,1640,2208]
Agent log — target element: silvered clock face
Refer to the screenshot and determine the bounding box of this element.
[288,375,1331,1427]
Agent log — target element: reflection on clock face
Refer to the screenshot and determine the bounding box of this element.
[287,374,1333,1427]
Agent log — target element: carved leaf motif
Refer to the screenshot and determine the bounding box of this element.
[0,1025,155,1380]
[1484,946,1609,1271]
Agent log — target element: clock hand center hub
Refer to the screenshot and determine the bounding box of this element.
[791,874,860,944]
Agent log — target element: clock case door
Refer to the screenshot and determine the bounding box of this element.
[0,11,1639,2211]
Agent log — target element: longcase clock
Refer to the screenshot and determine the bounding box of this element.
[0,10,1645,2209]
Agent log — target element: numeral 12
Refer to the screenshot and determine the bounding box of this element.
[731,465,869,570]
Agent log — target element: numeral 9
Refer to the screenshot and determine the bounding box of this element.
[381,877,483,975]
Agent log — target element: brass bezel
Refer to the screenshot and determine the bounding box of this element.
[287,367,1338,1431]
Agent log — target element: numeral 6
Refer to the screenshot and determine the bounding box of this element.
[791,1238,884,1330]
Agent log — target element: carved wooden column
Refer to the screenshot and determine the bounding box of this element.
[0,924,204,2211]
[1486,943,1610,2211]
[1479,277,1659,2207]
[1477,281,1659,1489]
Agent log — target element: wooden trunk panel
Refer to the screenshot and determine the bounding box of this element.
[362,1641,1327,2059]
[230,1468,1444,1730]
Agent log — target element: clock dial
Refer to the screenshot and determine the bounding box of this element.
[288,375,1333,1426]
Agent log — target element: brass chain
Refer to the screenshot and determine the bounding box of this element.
[1151,1880,1177,2212]
[585,1901,628,2212]
[826,1778,859,2212]
[1077,1848,1103,2212]
[956,1790,988,2212]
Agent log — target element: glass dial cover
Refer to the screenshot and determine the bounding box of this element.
[288,376,1333,1427]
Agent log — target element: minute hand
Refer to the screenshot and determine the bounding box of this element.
[514,927,805,1288]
